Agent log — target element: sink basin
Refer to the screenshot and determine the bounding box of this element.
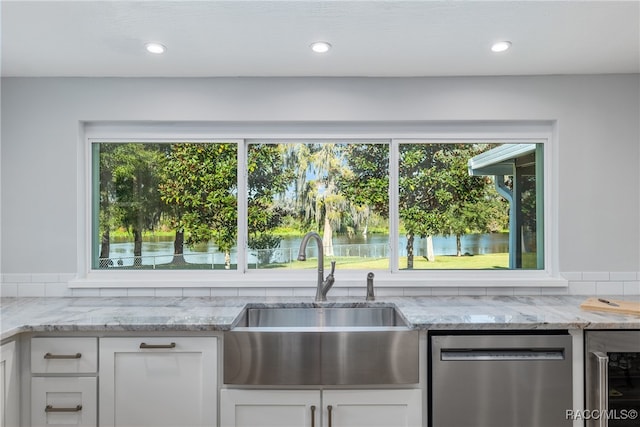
[234,306,409,328]
[224,304,418,386]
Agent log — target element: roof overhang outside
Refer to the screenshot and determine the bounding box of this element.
[468,143,537,176]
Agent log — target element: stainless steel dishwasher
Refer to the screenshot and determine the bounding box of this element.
[430,332,573,427]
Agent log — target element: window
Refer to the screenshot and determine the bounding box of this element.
[246,141,390,270]
[92,141,239,270]
[398,141,544,270]
[90,132,549,279]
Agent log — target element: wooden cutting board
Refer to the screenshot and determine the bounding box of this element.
[580,297,640,316]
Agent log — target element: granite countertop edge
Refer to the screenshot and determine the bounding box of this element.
[2,295,639,341]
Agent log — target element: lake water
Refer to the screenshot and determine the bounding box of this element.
[104,233,509,267]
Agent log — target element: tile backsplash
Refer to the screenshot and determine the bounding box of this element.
[1,272,639,298]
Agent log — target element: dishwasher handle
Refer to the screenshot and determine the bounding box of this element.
[441,348,566,361]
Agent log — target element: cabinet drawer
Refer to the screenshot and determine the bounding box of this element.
[31,377,97,427]
[31,338,98,374]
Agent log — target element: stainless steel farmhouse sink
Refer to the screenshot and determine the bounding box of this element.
[235,305,409,328]
[223,305,419,386]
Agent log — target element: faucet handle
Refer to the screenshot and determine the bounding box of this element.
[366,272,375,301]
[329,260,336,275]
[321,260,336,299]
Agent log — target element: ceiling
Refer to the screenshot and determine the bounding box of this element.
[2,0,639,78]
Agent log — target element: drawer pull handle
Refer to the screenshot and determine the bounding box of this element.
[310,405,316,427]
[327,405,333,427]
[44,353,82,359]
[45,404,82,413]
[139,342,176,349]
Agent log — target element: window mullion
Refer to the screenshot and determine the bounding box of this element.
[389,139,400,272]
[91,143,100,270]
[237,140,248,272]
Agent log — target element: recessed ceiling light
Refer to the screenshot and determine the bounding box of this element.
[310,41,331,54]
[491,41,512,53]
[145,42,166,54]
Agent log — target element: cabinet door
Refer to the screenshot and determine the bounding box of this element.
[322,389,422,427]
[220,389,320,427]
[1,341,20,427]
[99,337,217,427]
[31,377,97,427]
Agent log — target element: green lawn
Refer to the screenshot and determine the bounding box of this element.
[112,252,510,270]
[399,253,509,269]
[268,253,509,270]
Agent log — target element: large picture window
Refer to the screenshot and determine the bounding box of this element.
[93,142,239,270]
[91,137,545,275]
[246,141,390,270]
[398,142,544,270]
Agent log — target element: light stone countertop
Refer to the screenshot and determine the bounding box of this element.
[1,295,639,341]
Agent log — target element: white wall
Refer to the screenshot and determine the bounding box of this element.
[1,75,639,281]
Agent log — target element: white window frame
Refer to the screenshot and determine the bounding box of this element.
[72,121,565,288]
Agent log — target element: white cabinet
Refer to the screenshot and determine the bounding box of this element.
[30,337,98,427]
[220,389,320,427]
[323,389,422,427]
[1,340,20,427]
[31,377,97,427]
[220,389,421,427]
[99,337,217,427]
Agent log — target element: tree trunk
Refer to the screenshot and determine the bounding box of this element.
[99,230,111,268]
[100,230,110,258]
[456,234,462,257]
[323,214,334,256]
[133,228,143,266]
[425,235,435,262]
[406,233,414,269]
[172,229,186,264]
